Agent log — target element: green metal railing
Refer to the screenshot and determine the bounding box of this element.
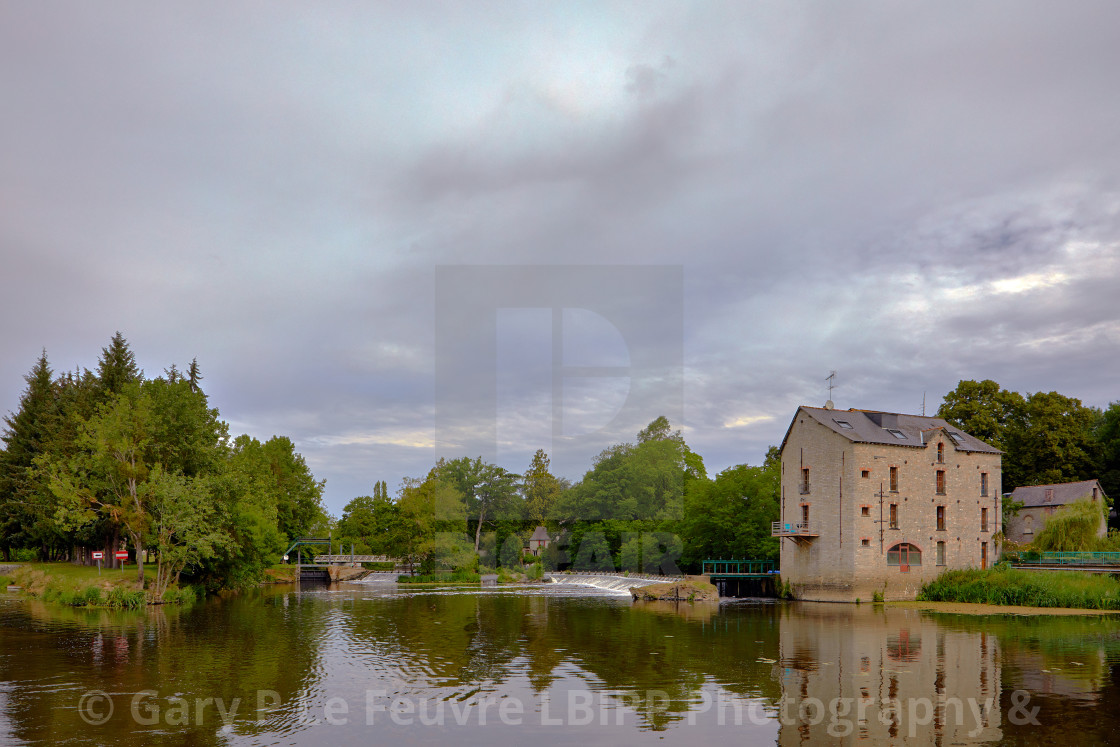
[1008,551,1120,566]
[702,559,777,576]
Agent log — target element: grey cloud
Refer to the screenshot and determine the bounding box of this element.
[4,3,1120,511]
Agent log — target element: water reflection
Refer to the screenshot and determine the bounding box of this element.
[1,585,1119,745]
[775,604,1002,744]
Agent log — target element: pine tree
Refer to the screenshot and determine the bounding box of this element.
[0,351,59,560]
[96,331,141,397]
[187,358,203,394]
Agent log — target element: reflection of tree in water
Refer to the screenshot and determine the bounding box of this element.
[340,592,785,731]
[0,589,326,746]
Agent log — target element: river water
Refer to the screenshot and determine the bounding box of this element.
[2,578,1118,746]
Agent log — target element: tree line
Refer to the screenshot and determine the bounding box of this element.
[937,379,1120,500]
[0,333,326,594]
[333,416,782,576]
[8,344,1112,586]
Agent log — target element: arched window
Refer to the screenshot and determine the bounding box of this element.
[887,543,922,570]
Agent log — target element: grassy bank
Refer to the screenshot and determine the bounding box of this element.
[6,562,197,608]
[918,566,1120,610]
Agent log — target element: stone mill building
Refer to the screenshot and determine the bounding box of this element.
[775,405,1002,602]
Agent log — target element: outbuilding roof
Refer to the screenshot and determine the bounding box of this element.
[781,406,1001,454]
[1009,479,1106,508]
[529,526,550,542]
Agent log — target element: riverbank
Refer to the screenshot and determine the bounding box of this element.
[889,600,1120,616]
[3,562,195,607]
[916,567,1120,611]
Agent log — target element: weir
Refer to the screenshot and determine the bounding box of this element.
[545,573,681,593]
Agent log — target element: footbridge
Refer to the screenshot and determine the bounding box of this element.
[312,555,400,566]
[702,559,779,597]
[1009,551,1120,574]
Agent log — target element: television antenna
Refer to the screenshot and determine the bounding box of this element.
[826,370,837,401]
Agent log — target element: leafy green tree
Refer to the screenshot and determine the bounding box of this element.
[678,449,780,569]
[147,467,230,599]
[433,457,522,552]
[1030,497,1108,551]
[45,375,228,585]
[1005,391,1099,489]
[1094,402,1120,503]
[938,379,1025,451]
[395,472,469,574]
[239,435,327,540]
[523,449,562,526]
[47,382,157,583]
[206,435,288,587]
[337,491,411,557]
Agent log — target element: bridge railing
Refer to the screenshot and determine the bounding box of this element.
[313,555,399,564]
[1008,551,1120,566]
[702,559,777,576]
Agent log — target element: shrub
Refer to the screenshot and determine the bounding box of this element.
[918,567,1120,610]
[82,586,102,606]
[872,590,884,603]
[106,586,146,609]
[161,587,199,605]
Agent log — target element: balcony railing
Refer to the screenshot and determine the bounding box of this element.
[771,521,818,538]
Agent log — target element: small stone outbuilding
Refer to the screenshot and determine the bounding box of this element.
[528,526,551,556]
[1003,479,1108,545]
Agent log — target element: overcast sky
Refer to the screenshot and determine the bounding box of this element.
[3,2,1119,515]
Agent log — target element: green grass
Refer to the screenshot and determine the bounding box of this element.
[918,566,1120,610]
[10,562,191,608]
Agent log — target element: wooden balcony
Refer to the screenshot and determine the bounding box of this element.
[771,521,819,545]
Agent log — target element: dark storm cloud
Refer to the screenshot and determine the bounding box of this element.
[2,2,1119,510]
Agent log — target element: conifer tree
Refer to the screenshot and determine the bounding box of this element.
[0,352,58,560]
[95,331,141,397]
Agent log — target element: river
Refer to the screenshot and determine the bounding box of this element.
[2,578,1118,745]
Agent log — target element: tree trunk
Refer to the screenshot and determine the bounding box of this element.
[474,506,485,553]
[131,532,144,586]
[111,526,120,570]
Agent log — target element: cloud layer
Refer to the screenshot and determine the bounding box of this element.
[3,2,1119,513]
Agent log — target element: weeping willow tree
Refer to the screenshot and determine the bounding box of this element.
[1031,497,1108,551]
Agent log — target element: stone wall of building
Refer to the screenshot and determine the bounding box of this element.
[780,410,1002,602]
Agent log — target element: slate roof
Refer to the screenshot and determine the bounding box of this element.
[529,526,550,542]
[781,406,1001,454]
[1009,479,1106,508]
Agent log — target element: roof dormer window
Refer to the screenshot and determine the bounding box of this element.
[886,429,907,440]
[834,419,853,429]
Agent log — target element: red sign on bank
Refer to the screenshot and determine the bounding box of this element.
[91,551,104,560]
[114,551,129,560]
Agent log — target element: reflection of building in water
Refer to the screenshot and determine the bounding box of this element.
[776,605,1001,745]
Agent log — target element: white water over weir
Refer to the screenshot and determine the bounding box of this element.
[545,572,684,594]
